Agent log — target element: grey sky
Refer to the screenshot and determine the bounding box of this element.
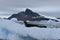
[0,0,60,15]
[0,0,60,7]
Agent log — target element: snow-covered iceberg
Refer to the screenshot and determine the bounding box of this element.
[0,18,28,40]
[0,18,60,40]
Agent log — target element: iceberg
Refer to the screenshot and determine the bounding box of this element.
[0,18,60,40]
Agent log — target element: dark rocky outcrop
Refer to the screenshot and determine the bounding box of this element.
[24,21,47,28]
[7,8,50,21]
[24,8,40,17]
[8,11,27,21]
[7,8,40,21]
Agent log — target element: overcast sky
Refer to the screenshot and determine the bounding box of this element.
[0,0,60,15]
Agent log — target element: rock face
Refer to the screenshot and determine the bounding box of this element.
[8,11,26,21]
[7,8,50,21]
[25,8,40,17]
[7,8,40,21]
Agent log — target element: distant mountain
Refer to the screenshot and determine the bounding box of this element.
[7,8,40,21]
[7,8,59,22]
[8,8,59,21]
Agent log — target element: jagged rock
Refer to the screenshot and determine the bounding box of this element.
[7,8,40,21]
[8,11,27,21]
[25,8,40,17]
[7,8,51,21]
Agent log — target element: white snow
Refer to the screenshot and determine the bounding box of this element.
[0,18,28,40]
[45,19,56,28]
[0,18,60,40]
[27,28,60,40]
[45,19,60,28]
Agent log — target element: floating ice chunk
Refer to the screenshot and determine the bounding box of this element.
[11,18,17,22]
